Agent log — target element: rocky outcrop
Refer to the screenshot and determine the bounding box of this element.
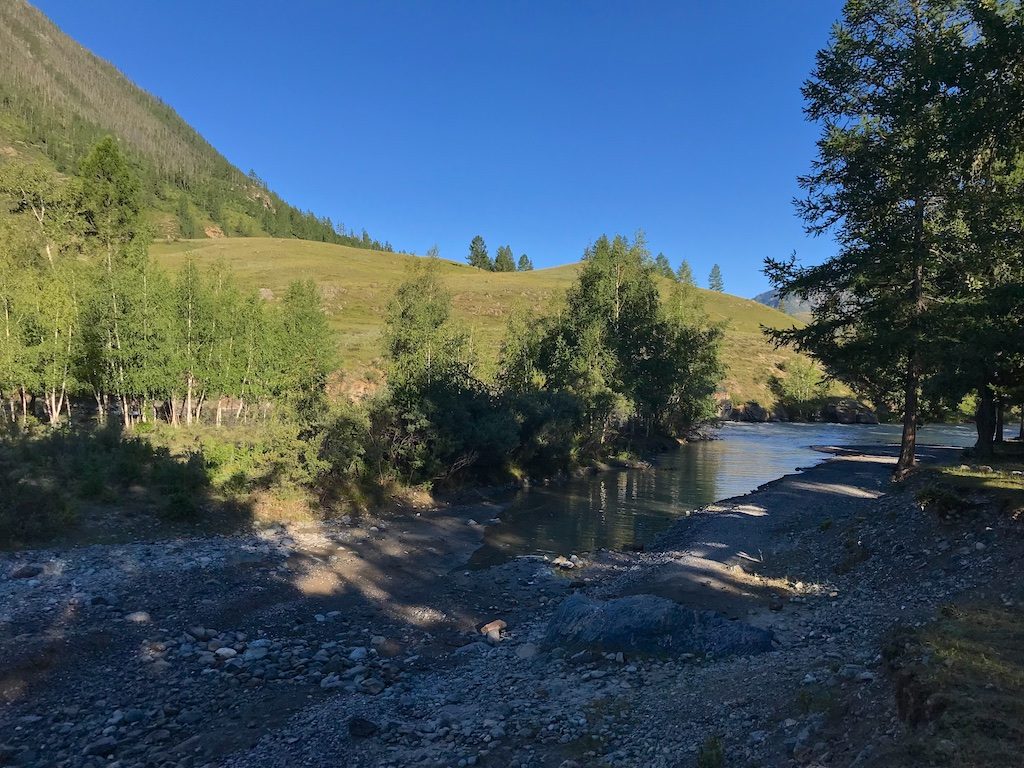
[544,593,774,658]
[720,398,878,424]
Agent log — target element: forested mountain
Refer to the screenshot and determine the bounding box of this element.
[0,1,390,248]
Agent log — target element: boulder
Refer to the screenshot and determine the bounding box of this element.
[545,593,773,658]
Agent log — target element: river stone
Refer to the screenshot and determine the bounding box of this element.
[545,593,773,658]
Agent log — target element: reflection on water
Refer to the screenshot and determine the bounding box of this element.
[469,422,976,567]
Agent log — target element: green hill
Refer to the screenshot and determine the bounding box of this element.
[151,238,805,405]
[0,1,388,248]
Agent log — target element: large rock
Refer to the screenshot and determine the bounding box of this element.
[545,594,773,658]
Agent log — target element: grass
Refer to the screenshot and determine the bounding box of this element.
[884,599,1024,768]
[916,451,1024,523]
[151,237,810,405]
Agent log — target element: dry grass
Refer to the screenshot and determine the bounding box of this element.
[151,237,809,404]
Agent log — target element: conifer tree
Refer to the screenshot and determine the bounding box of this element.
[654,253,675,279]
[708,264,724,292]
[467,235,494,271]
[517,253,533,271]
[677,260,695,286]
[494,245,516,272]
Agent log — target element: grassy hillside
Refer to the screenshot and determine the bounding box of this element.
[0,1,387,248]
[151,238,806,405]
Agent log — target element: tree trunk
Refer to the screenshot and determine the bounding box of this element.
[185,377,194,426]
[216,398,223,428]
[975,384,996,458]
[895,361,920,480]
[994,398,1004,444]
[170,392,180,427]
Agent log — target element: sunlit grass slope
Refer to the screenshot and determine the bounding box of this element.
[151,237,805,404]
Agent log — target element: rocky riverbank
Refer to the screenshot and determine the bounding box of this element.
[1,444,1020,767]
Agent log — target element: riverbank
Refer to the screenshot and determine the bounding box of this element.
[1,443,1020,767]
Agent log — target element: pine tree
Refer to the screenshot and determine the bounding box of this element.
[654,253,675,279]
[494,245,516,272]
[708,264,724,292]
[676,260,695,286]
[467,236,494,271]
[517,253,533,271]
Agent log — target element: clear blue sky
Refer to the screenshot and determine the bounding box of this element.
[35,0,844,297]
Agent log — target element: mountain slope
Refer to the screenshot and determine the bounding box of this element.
[0,1,388,248]
[752,289,813,320]
[151,238,807,405]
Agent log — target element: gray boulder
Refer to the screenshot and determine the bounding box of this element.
[545,593,773,658]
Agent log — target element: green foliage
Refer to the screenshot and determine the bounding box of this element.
[767,0,1024,474]
[517,253,533,271]
[497,233,723,467]
[467,235,493,270]
[653,252,675,279]
[769,358,826,419]
[708,263,724,292]
[494,244,516,272]
[676,259,695,286]
[376,257,517,485]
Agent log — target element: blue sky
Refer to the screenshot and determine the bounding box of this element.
[35,1,844,297]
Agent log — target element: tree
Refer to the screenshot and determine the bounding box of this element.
[494,245,516,272]
[677,260,695,286]
[79,137,146,427]
[274,280,334,423]
[517,253,533,271]
[177,194,197,239]
[764,0,1002,478]
[654,253,675,279]
[708,264,724,292]
[467,235,493,271]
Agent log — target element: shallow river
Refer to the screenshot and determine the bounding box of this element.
[469,422,977,566]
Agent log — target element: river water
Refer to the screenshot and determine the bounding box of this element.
[469,422,977,566]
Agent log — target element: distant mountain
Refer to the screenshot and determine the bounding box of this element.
[752,289,813,319]
[0,1,390,249]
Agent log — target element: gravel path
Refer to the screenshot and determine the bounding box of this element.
[2,444,1017,767]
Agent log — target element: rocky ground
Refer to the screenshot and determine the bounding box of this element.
[1,444,1020,767]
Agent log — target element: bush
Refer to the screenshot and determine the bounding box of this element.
[0,475,76,544]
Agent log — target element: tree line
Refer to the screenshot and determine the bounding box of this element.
[466,236,534,271]
[768,0,1024,475]
[0,138,333,430]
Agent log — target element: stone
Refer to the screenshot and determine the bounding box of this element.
[359,677,386,695]
[515,643,540,660]
[348,647,368,662]
[215,647,237,659]
[11,564,42,579]
[82,737,118,757]
[545,593,774,658]
[243,646,269,661]
[479,619,507,642]
[348,716,379,738]
[125,611,151,624]
[552,556,575,570]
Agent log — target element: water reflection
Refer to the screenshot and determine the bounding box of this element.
[469,422,976,567]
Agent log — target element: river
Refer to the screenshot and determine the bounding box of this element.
[469,422,977,566]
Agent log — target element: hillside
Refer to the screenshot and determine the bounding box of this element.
[151,238,806,406]
[0,1,388,248]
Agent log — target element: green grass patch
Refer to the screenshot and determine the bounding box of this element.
[884,599,1024,767]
